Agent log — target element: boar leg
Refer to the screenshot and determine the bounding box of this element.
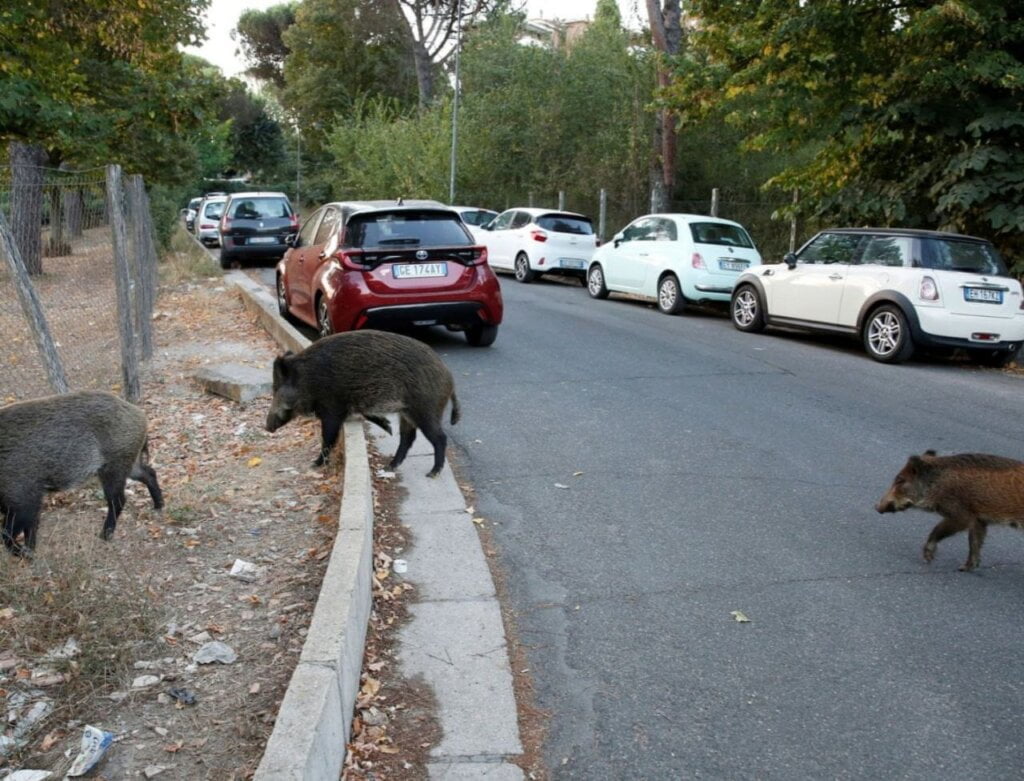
[99,467,129,541]
[962,522,988,572]
[388,416,418,471]
[5,495,42,556]
[923,515,970,563]
[314,412,344,467]
[131,463,164,510]
[418,417,448,478]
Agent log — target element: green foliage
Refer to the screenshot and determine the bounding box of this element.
[236,3,297,88]
[674,0,1024,268]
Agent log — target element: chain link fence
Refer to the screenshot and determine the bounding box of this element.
[488,186,826,260]
[0,164,157,403]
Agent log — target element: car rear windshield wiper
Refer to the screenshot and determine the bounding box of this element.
[377,237,421,245]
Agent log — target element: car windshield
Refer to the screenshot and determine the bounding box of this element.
[345,210,473,248]
[461,210,497,226]
[203,202,225,218]
[536,214,593,234]
[690,222,754,248]
[918,237,1008,276]
[229,197,291,220]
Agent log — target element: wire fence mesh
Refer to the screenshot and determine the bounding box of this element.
[0,165,157,403]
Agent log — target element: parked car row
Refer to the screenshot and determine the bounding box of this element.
[185,191,299,269]
[188,190,1023,365]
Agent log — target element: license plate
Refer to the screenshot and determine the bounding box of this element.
[560,258,586,270]
[964,287,1003,304]
[719,260,747,272]
[393,262,447,278]
[249,236,277,244]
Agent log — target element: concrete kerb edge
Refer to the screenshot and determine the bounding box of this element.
[233,276,374,780]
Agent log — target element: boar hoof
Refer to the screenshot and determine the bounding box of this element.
[959,560,979,572]
[426,469,441,479]
[922,544,936,563]
[100,528,114,541]
[313,455,327,468]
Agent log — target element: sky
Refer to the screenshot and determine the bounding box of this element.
[183,0,646,78]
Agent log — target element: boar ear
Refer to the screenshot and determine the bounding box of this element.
[273,354,293,383]
[923,449,937,457]
[906,454,924,471]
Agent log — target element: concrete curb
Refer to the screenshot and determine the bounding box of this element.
[229,274,373,780]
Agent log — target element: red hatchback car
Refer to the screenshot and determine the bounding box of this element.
[276,201,504,346]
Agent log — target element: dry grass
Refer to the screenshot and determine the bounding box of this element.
[162,225,221,286]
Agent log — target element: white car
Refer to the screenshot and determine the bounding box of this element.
[477,207,598,283]
[587,214,762,314]
[193,195,228,247]
[730,228,1024,365]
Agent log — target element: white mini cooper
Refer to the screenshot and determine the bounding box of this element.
[730,228,1024,365]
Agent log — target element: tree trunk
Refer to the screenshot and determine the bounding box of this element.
[412,36,435,107]
[645,0,683,208]
[8,141,47,276]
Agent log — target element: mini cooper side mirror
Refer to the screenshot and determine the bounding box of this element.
[784,252,797,269]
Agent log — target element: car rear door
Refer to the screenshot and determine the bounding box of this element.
[287,208,326,318]
[481,210,515,269]
[769,232,861,324]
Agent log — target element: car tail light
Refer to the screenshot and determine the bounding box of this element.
[338,249,367,270]
[200,223,215,229]
[920,275,939,301]
[220,216,231,232]
[531,230,548,243]
[692,252,706,269]
[289,214,299,229]
[471,246,488,265]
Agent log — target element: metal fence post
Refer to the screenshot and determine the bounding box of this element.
[558,190,565,211]
[789,189,799,253]
[0,211,69,394]
[599,188,607,241]
[106,165,141,402]
[710,187,719,218]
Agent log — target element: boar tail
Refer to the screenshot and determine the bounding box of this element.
[450,391,461,426]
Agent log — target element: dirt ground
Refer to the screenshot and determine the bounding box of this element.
[0,281,343,778]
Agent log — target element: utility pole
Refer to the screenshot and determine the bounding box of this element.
[448,0,464,204]
[296,131,302,210]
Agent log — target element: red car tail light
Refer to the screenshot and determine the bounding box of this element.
[289,214,299,229]
[471,246,488,265]
[338,249,367,271]
[531,230,548,243]
[692,252,706,269]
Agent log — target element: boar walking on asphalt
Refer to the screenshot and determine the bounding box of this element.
[876,450,1024,571]
[265,330,461,478]
[0,391,163,556]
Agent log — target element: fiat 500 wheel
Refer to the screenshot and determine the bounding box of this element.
[657,274,686,315]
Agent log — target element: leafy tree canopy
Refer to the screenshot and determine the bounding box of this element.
[671,0,1024,264]
[235,3,297,88]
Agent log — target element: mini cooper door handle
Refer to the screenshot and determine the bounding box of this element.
[829,273,843,281]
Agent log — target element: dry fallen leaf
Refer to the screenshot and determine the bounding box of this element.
[730,610,751,623]
[248,456,262,468]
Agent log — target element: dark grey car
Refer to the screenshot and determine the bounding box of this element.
[218,192,298,268]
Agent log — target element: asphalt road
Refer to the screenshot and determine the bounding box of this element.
[250,254,1024,778]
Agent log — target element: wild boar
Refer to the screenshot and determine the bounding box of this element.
[0,390,163,556]
[876,450,1024,571]
[265,330,460,477]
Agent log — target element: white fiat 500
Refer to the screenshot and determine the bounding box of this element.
[477,207,598,284]
[587,214,762,314]
[730,228,1024,365]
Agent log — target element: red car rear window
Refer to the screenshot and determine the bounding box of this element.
[345,210,473,248]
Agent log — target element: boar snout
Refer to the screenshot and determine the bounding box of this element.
[265,411,285,432]
[876,497,897,513]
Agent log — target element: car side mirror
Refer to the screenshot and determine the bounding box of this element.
[784,252,797,269]
[613,233,623,248]
[285,234,297,247]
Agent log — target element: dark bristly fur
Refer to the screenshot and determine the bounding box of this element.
[0,391,163,556]
[876,450,1024,571]
[265,330,460,478]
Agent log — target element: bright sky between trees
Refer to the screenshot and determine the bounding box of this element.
[183,0,646,78]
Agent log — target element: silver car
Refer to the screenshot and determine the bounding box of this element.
[193,195,228,247]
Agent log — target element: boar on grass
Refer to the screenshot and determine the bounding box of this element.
[876,450,1024,571]
[265,330,460,478]
[0,390,163,556]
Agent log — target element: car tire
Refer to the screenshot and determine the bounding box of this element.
[968,348,1017,368]
[587,264,610,299]
[276,274,289,317]
[657,273,686,315]
[465,324,498,347]
[731,284,766,333]
[863,305,915,363]
[316,295,334,338]
[219,252,232,270]
[514,253,537,283]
